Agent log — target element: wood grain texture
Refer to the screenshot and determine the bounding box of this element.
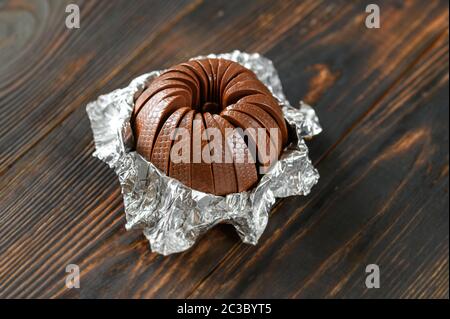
[0,0,448,299]
[191,28,450,299]
[0,0,200,174]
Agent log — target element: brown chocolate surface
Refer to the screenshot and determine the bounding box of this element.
[213,114,258,193]
[132,58,288,195]
[203,112,238,195]
[190,113,215,194]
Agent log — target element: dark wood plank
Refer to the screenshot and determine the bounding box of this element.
[190,29,449,299]
[0,0,200,174]
[0,0,448,298]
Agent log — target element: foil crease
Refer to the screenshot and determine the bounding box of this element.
[86,51,322,255]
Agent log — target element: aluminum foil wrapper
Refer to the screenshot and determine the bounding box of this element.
[86,51,322,255]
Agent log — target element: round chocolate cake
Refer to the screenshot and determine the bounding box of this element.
[132,58,288,195]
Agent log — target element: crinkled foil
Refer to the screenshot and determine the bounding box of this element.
[86,51,322,255]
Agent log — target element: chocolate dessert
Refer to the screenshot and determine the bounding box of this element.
[132,58,288,195]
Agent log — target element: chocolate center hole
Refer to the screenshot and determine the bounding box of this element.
[201,102,221,114]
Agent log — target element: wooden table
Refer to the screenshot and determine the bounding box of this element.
[0,0,448,299]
